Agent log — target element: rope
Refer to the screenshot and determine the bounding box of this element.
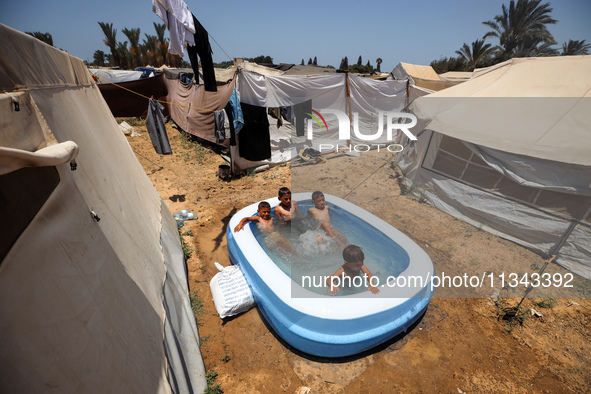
[93,75,215,113]
[342,156,394,200]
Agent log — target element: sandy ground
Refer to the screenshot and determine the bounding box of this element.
[125,120,590,393]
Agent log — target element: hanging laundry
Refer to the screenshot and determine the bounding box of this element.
[223,102,236,146]
[187,15,217,92]
[228,88,244,134]
[214,110,226,143]
[293,100,312,137]
[267,107,283,128]
[146,98,172,155]
[239,103,271,161]
[280,106,293,124]
[152,0,195,57]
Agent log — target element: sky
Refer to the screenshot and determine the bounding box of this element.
[2,0,590,72]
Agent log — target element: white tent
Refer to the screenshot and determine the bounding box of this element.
[401,56,591,278]
[0,24,206,392]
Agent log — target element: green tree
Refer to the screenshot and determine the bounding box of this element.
[483,0,557,61]
[357,55,362,66]
[455,39,495,69]
[98,22,121,67]
[376,57,382,73]
[26,31,53,46]
[313,56,318,66]
[92,50,107,67]
[250,55,273,64]
[142,34,158,66]
[301,59,305,65]
[153,22,168,66]
[122,27,141,68]
[430,56,468,74]
[117,41,132,69]
[560,39,591,55]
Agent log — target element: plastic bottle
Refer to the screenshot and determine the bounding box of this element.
[173,210,197,220]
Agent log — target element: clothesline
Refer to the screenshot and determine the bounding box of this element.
[93,75,216,113]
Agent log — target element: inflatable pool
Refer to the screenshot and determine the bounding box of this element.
[226,192,435,357]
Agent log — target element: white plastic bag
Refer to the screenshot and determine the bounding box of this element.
[209,262,255,319]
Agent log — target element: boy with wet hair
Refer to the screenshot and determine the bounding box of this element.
[274,187,302,225]
[307,191,347,248]
[326,244,380,295]
[234,201,274,233]
[234,201,293,253]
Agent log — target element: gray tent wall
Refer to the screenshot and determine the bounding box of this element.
[0,24,206,392]
[400,57,591,279]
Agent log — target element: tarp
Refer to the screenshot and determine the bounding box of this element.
[0,23,206,393]
[401,55,591,279]
[97,72,169,117]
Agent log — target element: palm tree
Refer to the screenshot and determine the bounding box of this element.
[561,39,591,56]
[122,27,141,68]
[117,41,132,69]
[98,22,121,67]
[142,34,158,66]
[153,22,168,66]
[92,50,107,67]
[455,39,495,69]
[375,58,382,73]
[26,31,53,46]
[482,0,557,60]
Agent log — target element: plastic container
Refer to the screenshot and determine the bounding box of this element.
[173,210,197,221]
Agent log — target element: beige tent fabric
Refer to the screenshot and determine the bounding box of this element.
[0,24,205,393]
[397,62,440,80]
[164,77,237,145]
[410,56,591,166]
[0,141,78,176]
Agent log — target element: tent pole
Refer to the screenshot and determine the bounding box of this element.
[406,79,410,108]
[548,198,591,257]
[345,71,352,148]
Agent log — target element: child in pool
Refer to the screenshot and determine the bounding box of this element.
[274,187,302,225]
[234,201,275,234]
[234,201,292,252]
[326,244,380,295]
[307,191,347,249]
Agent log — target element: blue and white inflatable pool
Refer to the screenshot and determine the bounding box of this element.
[226,192,435,357]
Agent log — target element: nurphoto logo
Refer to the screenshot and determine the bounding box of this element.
[306,109,418,153]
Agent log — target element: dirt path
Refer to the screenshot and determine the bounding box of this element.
[125,121,590,393]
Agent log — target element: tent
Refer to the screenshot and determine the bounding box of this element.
[388,62,464,91]
[400,56,591,279]
[0,24,206,393]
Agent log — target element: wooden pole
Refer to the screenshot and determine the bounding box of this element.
[345,71,352,148]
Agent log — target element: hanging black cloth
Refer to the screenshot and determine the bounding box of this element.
[146,98,172,155]
[187,15,217,92]
[239,103,271,161]
[293,100,312,137]
[224,101,236,146]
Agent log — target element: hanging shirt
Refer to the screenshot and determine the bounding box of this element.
[146,98,172,155]
[152,0,195,57]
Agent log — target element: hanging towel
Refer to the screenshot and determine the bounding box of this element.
[239,103,271,161]
[146,98,172,155]
[187,15,217,92]
[228,88,244,133]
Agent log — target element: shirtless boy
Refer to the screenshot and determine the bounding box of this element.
[307,191,347,248]
[234,201,275,234]
[326,244,380,295]
[274,187,302,225]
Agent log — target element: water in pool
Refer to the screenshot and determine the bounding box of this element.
[251,200,409,295]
